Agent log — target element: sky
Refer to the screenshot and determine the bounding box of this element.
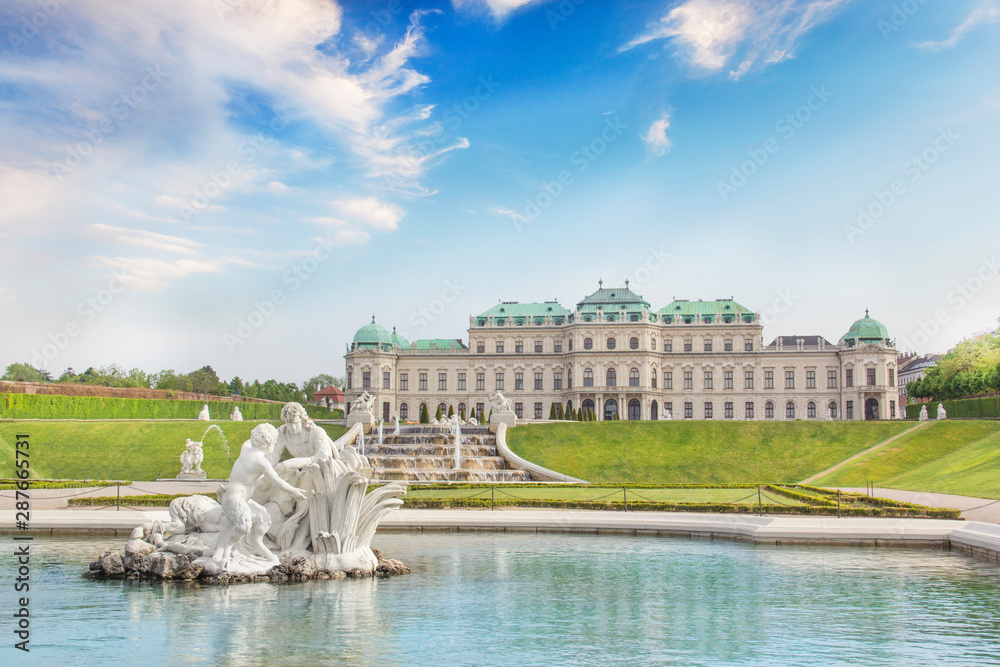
[1,0,999,384]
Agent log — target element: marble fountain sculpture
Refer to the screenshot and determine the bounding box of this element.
[90,402,409,583]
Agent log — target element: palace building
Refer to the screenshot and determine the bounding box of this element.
[344,282,901,423]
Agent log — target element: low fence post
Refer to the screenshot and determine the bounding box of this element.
[623,486,627,512]
[116,481,120,512]
[491,485,495,511]
[837,489,841,518]
[757,486,762,517]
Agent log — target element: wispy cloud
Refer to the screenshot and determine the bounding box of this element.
[452,0,552,22]
[332,196,405,231]
[623,0,851,79]
[917,2,999,51]
[642,113,673,157]
[92,223,203,255]
[490,206,531,224]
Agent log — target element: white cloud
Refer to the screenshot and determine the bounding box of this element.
[917,3,999,50]
[623,0,851,79]
[452,0,551,22]
[490,205,530,223]
[92,223,203,255]
[333,197,405,230]
[88,256,227,293]
[264,181,291,193]
[642,113,673,157]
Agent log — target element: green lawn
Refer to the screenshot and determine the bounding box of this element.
[815,421,1000,499]
[405,486,776,504]
[0,421,347,481]
[506,421,913,485]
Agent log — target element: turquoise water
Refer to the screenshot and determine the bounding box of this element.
[8,531,1000,665]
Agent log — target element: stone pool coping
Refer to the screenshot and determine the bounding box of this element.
[3,509,999,564]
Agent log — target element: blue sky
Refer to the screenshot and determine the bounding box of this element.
[1,0,998,383]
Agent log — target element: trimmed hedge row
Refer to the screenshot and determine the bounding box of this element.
[0,393,340,421]
[905,396,1000,420]
[70,494,181,507]
[0,479,131,490]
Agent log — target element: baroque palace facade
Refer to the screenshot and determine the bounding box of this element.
[345,283,901,423]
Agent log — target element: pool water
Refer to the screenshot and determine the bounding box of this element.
[8,531,1000,665]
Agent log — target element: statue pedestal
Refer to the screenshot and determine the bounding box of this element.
[489,413,517,433]
[176,471,207,480]
[347,411,376,433]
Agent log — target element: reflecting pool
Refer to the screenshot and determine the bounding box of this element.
[9,531,1000,665]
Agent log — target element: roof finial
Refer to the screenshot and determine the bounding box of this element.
[625,278,630,288]
[371,314,376,323]
[598,278,603,288]
[865,308,869,318]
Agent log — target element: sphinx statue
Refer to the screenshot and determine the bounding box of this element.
[937,403,948,420]
[919,405,929,421]
[230,406,243,421]
[197,404,210,421]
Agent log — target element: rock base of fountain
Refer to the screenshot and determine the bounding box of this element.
[176,471,207,480]
[86,546,409,585]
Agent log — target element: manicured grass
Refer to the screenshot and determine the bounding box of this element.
[816,421,1000,499]
[405,486,776,504]
[506,421,912,485]
[0,421,347,481]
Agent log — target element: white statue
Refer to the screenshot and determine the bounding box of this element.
[468,417,478,426]
[230,406,243,421]
[919,405,929,421]
[488,392,515,415]
[353,391,376,415]
[197,404,210,421]
[179,438,204,475]
[209,424,309,572]
[664,409,672,420]
[827,406,835,420]
[937,403,947,420]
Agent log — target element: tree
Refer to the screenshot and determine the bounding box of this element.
[435,405,443,421]
[303,374,338,401]
[548,403,557,419]
[420,404,430,424]
[556,403,564,420]
[229,376,245,395]
[2,363,45,383]
[447,404,455,418]
[186,366,226,395]
[459,408,466,421]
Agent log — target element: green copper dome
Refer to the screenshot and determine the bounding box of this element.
[352,316,392,348]
[390,326,410,350]
[840,310,891,347]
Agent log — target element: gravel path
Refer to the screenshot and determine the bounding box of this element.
[0,480,223,510]
[837,487,1000,525]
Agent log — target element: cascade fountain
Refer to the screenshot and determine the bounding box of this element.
[452,415,462,470]
[378,420,384,446]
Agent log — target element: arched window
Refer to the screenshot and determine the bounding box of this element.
[628,399,641,420]
[651,400,659,420]
[651,337,656,350]
[606,368,617,387]
[582,398,595,417]
[583,338,593,350]
[514,402,523,418]
[568,338,573,351]
[652,368,657,389]
[808,401,817,419]
[786,402,795,419]
[399,403,408,420]
[458,402,466,416]
[438,403,447,415]
[629,368,640,387]
[607,337,616,350]
[829,402,838,419]
[630,337,639,349]
[583,368,594,387]
[604,398,618,421]
[765,402,774,419]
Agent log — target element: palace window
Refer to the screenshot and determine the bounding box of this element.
[764,370,774,389]
[458,402,466,416]
[607,337,617,350]
[495,372,504,391]
[684,339,693,352]
[535,341,543,353]
[584,338,593,350]
[829,402,838,419]
[347,371,352,389]
[630,337,639,350]
[534,372,543,390]
[765,402,774,419]
[704,339,713,352]
[665,402,673,417]
[477,342,485,354]
[745,339,754,352]
[515,341,523,354]
[664,371,673,390]
[515,372,523,391]
[553,372,563,390]
[399,403,408,420]
[629,368,640,387]
[514,402,523,419]
[362,371,371,389]
[807,401,817,419]
[724,402,734,419]
[745,371,754,390]
[606,368,617,387]
[651,337,656,350]
[534,402,543,419]
[568,339,573,351]
[584,369,594,387]
[888,369,895,387]
[400,373,408,391]
[724,371,733,390]
[867,368,876,386]
[806,370,816,389]
[785,370,795,389]
[684,402,693,419]
[458,373,466,391]
[554,341,563,353]
[786,402,795,419]
[476,373,485,391]
[419,373,428,391]
[383,372,390,390]
[845,369,854,387]
[476,402,485,418]
[438,373,447,391]
[846,401,854,420]
[497,342,505,354]
[652,369,657,389]
[704,402,714,419]
[890,400,896,419]
[664,340,673,352]
[684,371,693,390]
[828,371,837,388]
[704,371,713,390]
[745,402,754,419]
[724,339,733,352]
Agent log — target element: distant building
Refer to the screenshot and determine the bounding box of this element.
[312,385,345,412]
[345,283,901,422]
[897,352,941,404]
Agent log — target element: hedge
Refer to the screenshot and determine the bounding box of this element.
[0,393,341,421]
[905,396,1000,420]
[0,479,132,490]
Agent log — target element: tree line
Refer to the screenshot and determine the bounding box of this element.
[907,322,1000,401]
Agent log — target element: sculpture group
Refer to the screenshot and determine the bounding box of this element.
[122,402,407,579]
